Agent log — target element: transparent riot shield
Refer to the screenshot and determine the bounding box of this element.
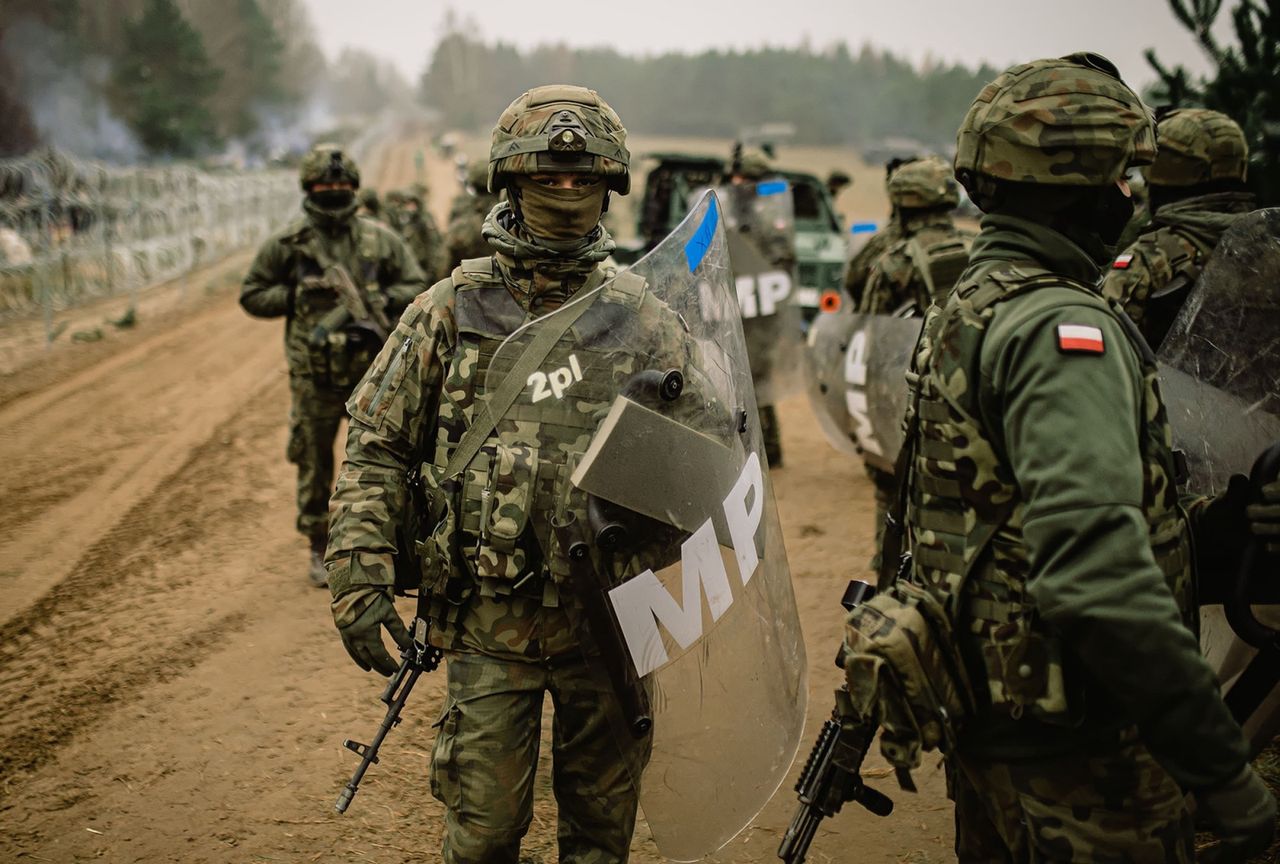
[803,305,920,473]
[482,191,807,860]
[1158,208,1280,496]
[716,180,804,405]
[1156,208,1280,754]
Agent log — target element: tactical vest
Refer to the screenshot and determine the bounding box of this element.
[416,257,655,613]
[285,217,395,389]
[904,260,1192,723]
[905,230,973,307]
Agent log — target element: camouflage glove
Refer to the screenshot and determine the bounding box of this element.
[1246,480,1280,555]
[331,586,410,676]
[1195,765,1277,862]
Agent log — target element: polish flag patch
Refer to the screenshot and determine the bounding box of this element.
[1112,253,1134,270]
[1057,324,1105,354]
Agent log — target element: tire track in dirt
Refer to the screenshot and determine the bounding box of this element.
[0,372,284,783]
[0,301,282,625]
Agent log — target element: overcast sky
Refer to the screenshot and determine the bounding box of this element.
[302,0,1230,89]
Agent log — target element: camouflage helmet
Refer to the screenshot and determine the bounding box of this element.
[954,52,1156,189]
[299,142,360,191]
[735,147,775,180]
[1147,108,1248,187]
[489,85,630,194]
[887,155,960,208]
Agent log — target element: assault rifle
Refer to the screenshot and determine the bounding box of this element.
[778,581,893,864]
[309,263,392,349]
[335,617,443,814]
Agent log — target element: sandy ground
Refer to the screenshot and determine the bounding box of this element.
[0,130,958,863]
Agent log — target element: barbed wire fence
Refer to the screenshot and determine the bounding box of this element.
[0,148,298,343]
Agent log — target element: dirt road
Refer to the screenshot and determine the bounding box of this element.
[0,134,953,863]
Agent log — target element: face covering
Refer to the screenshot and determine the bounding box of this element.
[1093,181,1136,247]
[309,188,356,210]
[513,176,607,242]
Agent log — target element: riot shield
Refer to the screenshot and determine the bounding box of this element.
[1158,208,1280,496]
[717,180,804,405]
[1156,208,1280,754]
[483,191,807,860]
[803,305,920,473]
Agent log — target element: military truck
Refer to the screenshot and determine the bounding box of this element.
[619,152,848,328]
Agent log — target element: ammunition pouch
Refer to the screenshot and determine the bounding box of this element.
[841,580,975,773]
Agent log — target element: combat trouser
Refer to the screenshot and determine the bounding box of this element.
[287,375,350,541]
[948,732,1194,863]
[430,650,648,864]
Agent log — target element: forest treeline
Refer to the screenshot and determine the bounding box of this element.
[418,33,997,151]
[1,0,411,160]
[5,0,1278,205]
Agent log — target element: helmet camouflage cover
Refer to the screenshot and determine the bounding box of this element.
[1147,108,1248,187]
[489,84,630,193]
[887,154,960,208]
[954,52,1156,188]
[736,147,775,180]
[299,142,361,191]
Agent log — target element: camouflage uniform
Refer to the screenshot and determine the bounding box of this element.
[853,55,1272,861]
[327,86,659,864]
[386,187,452,284]
[445,160,501,269]
[858,156,974,315]
[241,143,426,578]
[858,156,974,569]
[1102,109,1255,348]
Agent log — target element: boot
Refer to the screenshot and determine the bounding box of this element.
[308,533,328,588]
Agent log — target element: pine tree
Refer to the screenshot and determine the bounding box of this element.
[1147,0,1280,204]
[112,0,221,157]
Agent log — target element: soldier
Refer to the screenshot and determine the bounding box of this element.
[444,159,501,269]
[240,143,426,587]
[857,155,974,315]
[856,155,974,572]
[849,54,1276,861]
[324,86,660,863]
[385,187,451,284]
[356,187,383,222]
[1102,108,1256,348]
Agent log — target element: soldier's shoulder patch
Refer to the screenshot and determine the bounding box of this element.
[1112,253,1134,270]
[1056,323,1105,354]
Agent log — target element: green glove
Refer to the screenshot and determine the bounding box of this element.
[1246,480,1280,555]
[1196,765,1277,862]
[332,587,410,676]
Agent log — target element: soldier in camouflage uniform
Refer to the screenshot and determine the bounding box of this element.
[385,187,451,284]
[859,54,1275,861]
[356,187,383,222]
[241,143,426,586]
[444,160,502,270]
[857,155,974,571]
[326,86,664,863]
[1102,108,1256,349]
[841,158,912,307]
[858,155,974,315]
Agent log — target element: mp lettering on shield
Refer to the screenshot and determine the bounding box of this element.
[843,329,882,456]
[608,451,766,677]
[735,271,792,318]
